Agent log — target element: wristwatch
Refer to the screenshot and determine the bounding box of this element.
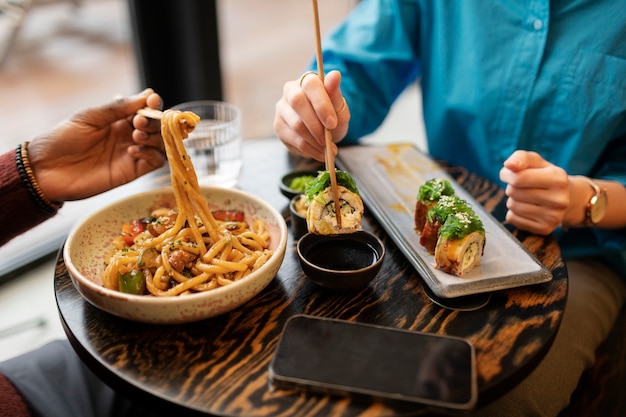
[581,177,608,226]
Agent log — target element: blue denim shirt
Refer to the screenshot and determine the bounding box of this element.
[315,0,626,272]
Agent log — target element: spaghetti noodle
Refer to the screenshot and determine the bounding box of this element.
[102,110,273,296]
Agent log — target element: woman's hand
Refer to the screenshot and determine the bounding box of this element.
[274,70,350,162]
[499,150,570,235]
[27,89,165,202]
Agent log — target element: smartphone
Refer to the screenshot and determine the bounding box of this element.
[269,315,477,410]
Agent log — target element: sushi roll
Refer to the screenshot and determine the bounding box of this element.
[434,208,485,276]
[419,194,485,276]
[420,195,467,254]
[414,178,455,233]
[305,170,364,235]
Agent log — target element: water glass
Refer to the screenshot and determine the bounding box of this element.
[171,100,242,188]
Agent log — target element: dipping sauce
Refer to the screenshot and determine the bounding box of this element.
[304,239,379,271]
[297,231,386,291]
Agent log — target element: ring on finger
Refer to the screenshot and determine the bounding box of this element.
[299,71,318,87]
[335,97,347,115]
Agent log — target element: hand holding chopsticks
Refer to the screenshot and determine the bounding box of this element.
[310,0,342,229]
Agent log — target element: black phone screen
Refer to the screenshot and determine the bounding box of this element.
[269,315,477,410]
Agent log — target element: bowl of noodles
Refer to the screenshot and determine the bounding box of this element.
[63,185,288,324]
[65,109,289,324]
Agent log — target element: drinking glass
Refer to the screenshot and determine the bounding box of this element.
[171,100,242,188]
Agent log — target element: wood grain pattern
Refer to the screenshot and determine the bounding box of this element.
[55,138,567,416]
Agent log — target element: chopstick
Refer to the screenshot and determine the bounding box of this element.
[310,0,342,229]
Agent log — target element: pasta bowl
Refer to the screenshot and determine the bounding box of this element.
[63,186,288,324]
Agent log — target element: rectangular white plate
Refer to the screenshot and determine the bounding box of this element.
[337,144,552,298]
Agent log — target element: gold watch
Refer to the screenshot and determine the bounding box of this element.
[581,177,608,226]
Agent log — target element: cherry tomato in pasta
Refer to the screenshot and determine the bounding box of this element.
[212,210,245,222]
[121,219,145,246]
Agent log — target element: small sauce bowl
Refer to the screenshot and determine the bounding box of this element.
[289,194,309,240]
[279,170,319,200]
[297,231,385,291]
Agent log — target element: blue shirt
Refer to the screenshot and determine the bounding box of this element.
[316,0,626,272]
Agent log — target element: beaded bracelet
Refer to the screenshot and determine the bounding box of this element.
[15,142,63,214]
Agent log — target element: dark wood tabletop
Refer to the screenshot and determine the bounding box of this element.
[54,137,567,417]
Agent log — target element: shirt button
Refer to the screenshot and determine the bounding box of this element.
[533,19,543,31]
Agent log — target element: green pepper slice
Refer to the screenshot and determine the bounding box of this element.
[118,270,147,295]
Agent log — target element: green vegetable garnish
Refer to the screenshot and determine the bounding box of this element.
[427,195,484,239]
[417,178,455,203]
[304,170,359,201]
[439,210,485,240]
[118,270,147,295]
[427,195,469,224]
[288,175,316,192]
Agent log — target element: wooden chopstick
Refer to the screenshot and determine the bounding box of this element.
[311,0,342,229]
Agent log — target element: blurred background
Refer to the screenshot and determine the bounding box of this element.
[0,0,420,360]
[0,0,357,145]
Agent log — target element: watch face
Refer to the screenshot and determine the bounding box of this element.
[590,193,608,224]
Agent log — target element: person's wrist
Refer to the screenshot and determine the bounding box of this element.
[561,176,598,229]
[15,142,63,214]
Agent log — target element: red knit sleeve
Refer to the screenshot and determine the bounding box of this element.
[0,374,32,417]
[0,149,55,247]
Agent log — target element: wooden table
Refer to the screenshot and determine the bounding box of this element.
[54,138,567,416]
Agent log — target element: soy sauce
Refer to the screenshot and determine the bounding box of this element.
[305,239,379,270]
